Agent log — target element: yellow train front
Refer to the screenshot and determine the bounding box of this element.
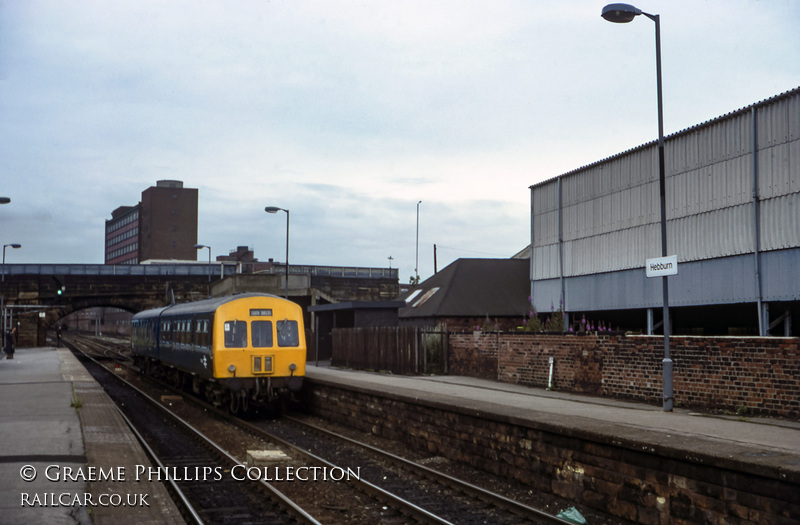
[131,293,306,412]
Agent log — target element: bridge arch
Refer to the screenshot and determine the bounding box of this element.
[3,264,217,346]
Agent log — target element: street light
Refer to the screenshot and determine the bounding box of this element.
[0,197,10,204]
[194,244,211,298]
[265,206,289,299]
[602,3,673,412]
[415,201,422,284]
[2,243,22,337]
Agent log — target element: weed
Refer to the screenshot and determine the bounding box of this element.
[70,384,83,410]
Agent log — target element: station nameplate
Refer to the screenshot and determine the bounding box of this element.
[645,255,678,278]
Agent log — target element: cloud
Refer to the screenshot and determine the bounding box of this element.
[0,0,798,285]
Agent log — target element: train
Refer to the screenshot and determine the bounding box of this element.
[131,293,306,412]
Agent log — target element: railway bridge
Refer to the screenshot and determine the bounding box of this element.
[2,263,400,347]
[1,264,226,346]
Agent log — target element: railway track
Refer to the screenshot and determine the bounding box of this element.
[274,415,576,524]
[66,335,590,524]
[241,415,576,525]
[69,341,321,524]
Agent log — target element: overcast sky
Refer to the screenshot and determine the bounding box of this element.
[1,1,798,284]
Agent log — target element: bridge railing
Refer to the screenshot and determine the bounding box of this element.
[2,264,239,277]
[3,263,399,279]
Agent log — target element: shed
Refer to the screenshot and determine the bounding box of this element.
[308,300,406,361]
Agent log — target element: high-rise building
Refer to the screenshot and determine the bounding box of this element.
[105,180,198,264]
[105,205,140,264]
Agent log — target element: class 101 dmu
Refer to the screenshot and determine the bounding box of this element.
[131,293,306,413]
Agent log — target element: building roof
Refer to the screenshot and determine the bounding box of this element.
[398,258,529,319]
[530,84,800,190]
[309,300,406,313]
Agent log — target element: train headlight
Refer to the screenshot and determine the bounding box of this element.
[228,364,236,373]
[289,363,297,372]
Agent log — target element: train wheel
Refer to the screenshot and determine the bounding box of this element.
[192,376,201,396]
[229,393,240,414]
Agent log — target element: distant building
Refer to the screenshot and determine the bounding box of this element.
[105,180,198,264]
[214,245,275,273]
[105,205,139,264]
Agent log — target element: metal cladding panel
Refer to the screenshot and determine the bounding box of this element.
[757,94,799,199]
[562,270,660,311]
[671,255,757,305]
[531,180,559,250]
[759,140,799,199]
[668,149,751,220]
[531,244,559,281]
[563,224,658,277]
[539,246,799,311]
[561,148,657,208]
[533,179,559,214]
[758,94,793,148]
[666,113,750,176]
[760,192,800,251]
[760,248,800,301]
[534,209,559,246]
[560,255,761,312]
[562,179,658,242]
[671,204,754,262]
[790,93,800,141]
[530,278,562,313]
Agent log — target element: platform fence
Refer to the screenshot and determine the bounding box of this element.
[331,327,447,375]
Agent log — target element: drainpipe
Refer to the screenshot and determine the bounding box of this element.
[751,107,765,336]
[558,177,566,326]
[529,185,536,309]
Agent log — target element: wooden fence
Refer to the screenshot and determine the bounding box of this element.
[331,326,447,375]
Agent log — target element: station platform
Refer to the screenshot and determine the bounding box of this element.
[2,349,797,523]
[305,363,800,481]
[0,347,184,525]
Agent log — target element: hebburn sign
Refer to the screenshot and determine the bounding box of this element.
[645,255,678,278]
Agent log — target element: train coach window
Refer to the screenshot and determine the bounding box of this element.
[251,321,273,348]
[276,319,299,347]
[161,321,171,343]
[224,320,247,348]
[197,319,209,348]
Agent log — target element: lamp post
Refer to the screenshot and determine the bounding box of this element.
[602,3,673,411]
[2,243,22,337]
[265,206,289,299]
[194,244,211,298]
[415,200,422,284]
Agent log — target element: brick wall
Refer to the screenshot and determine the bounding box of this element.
[448,331,498,380]
[449,333,800,418]
[305,381,800,524]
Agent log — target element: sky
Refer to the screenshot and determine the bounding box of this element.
[1,1,798,285]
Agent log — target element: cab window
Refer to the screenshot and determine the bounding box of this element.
[276,319,299,347]
[224,320,247,348]
[251,321,273,348]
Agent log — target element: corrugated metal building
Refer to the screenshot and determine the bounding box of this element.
[529,87,799,336]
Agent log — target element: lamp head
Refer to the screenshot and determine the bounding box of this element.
[265,206,283,214]
[194,244,207,249]
[602,3,642,23]
[7,244,21,249]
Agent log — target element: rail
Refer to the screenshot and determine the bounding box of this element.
[2,263,398,279]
